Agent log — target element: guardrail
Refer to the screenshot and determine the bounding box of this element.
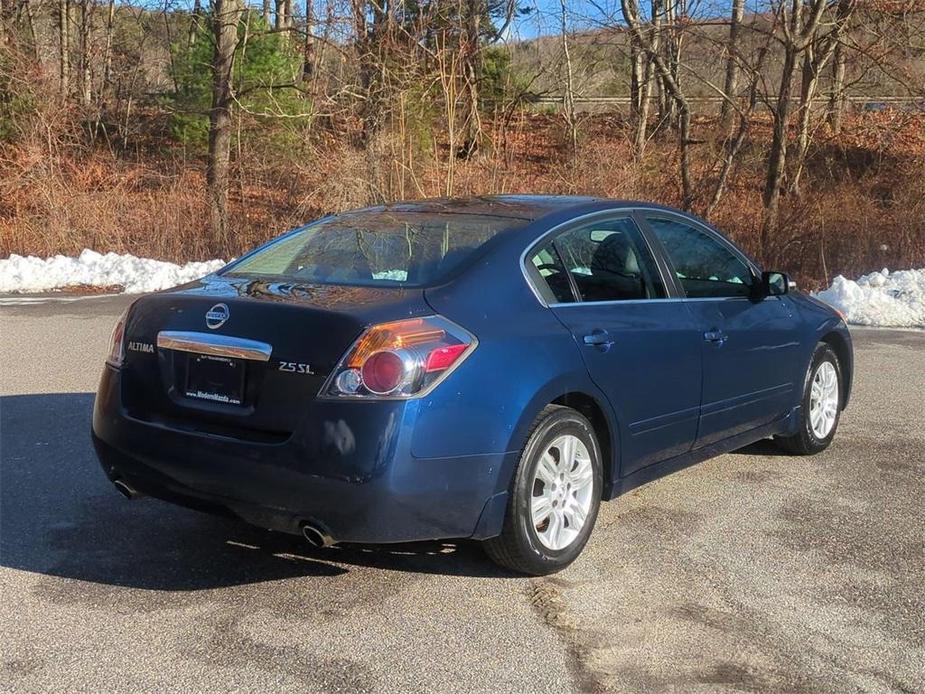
[526,95,924,108]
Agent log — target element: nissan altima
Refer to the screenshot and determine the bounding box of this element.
[92,196,852,575]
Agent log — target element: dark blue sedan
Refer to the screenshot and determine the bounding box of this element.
[92,196,852,574]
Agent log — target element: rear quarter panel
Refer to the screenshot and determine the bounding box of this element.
[415,244,614,463]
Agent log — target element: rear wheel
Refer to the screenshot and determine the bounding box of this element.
[484,405,603,575]
[776,342,842,455]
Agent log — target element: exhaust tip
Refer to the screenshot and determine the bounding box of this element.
[113,479,139,500]
[301,523,335,548]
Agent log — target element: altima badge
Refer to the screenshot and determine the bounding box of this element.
[127,341,154,354]
[205,303,230,330]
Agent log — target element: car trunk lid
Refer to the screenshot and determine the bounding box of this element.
[120,276,431,440]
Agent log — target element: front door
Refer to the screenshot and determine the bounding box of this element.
[527,215,702,476]
[642,214,801,447]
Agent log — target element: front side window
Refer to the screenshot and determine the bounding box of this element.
[547,218,666,302]
[223,210,528,287]
[645,217,754,298]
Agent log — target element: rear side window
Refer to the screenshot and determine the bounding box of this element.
[645,217,754,298]
[531,218,665,303]
[528,242,575,303]
[223,211,528,287]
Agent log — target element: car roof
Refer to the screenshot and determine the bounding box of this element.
[351,195,607,221]
[347,195,697,224]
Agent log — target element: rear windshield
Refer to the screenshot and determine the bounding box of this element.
[222,210,529,287]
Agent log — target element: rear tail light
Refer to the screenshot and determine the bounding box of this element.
[106,308,129,368]
[322,316,477,399]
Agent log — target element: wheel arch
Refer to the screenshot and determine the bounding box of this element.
[819,330,852,408]
[550,392,617,499]
[507,378,620,500]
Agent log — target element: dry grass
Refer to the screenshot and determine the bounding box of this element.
[1,110,923,287]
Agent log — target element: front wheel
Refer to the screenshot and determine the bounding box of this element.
[484,405,603,575]
[776,342,843,455]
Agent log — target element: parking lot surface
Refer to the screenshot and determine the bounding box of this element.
[1,294,923,692]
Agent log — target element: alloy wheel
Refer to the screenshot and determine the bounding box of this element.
[809,361,839,439]
[530,434,595,551]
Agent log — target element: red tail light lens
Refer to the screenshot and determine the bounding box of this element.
[322,316,477,399]
[361,351,406,394]
[424,343,468,372]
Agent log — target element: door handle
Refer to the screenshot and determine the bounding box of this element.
[703,329,728,345]
[582,330,614,350]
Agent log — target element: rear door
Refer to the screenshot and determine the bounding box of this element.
[640,213,800,447]
[526,214,702,476]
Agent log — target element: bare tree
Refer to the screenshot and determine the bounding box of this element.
[761,0,832,249]
[207,0,244,245]
[559,0,578,156]
[102,0,116,95]
[719,0,744,134]
[22,0,40,58]
[621,0,694,209]
[790,0,856,194]
[827,27,848,132]
[78,0,93,107]
[59,0,71,96]
[0,0,12,45]
[302,0,314,81]
[275,0,292,31]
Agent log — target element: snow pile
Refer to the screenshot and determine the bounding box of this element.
[814,268,925,329]
[0,250,226,294]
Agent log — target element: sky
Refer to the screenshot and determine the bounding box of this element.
[508,0,750,39]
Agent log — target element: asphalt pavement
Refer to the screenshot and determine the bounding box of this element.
[1,294,923,693]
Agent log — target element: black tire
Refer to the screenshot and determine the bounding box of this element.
[484,405,603,575]
[776,342,843,455]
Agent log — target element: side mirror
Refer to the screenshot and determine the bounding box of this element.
[761,270,791,297]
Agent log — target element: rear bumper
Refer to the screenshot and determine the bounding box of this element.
[92,366,516,543]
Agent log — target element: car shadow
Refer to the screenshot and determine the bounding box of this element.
[0,393,512,591]
[731,438,793,457]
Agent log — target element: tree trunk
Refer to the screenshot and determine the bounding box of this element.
[302,0,314,81]
[189,0,203,46]
[351,0,383,148]
[829,0,856,133]
[59,0,71,96]
[629,37,642,110]
[102,0,116,96]
[24,0,40,58]
[790,46,821,196]
[630,0,659,157]
[207,0,242,247]
[262,0,271,24]
[460,0,483,159]
[762,44,797,251]
[275,0,292,31]
[0,0,12,46]
[79,0,92,108]
[828,30,847,132]
[559,0,577,156]
[706,45,767,220]
[791,0,854,195]
[274,0,284,30]
[622,0,693,208]
[719,0,744,134]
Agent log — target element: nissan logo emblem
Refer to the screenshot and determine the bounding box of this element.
[205,303,230,330]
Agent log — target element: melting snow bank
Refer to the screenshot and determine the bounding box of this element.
[0,250,226,294]
[814,268,925,329]
[0,250,922,329]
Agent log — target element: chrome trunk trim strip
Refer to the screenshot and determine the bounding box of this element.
[156,331,272,362]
